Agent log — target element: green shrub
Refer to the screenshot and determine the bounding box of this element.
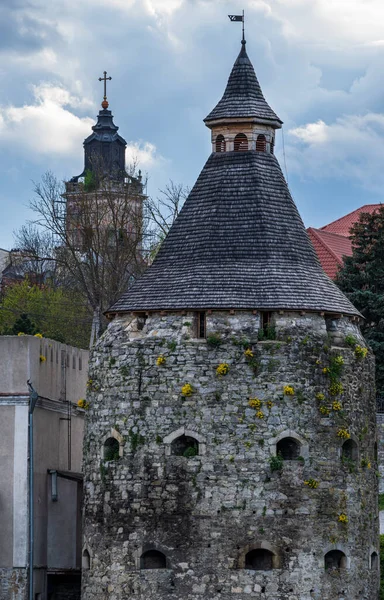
[206,333,222,348]
[269,453,283,472]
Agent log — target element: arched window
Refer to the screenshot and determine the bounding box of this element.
[245,549,274,571]
[171,435,199,458]
[341,439,358,462]
[371,551,379,570]
[256,134,266,152]
[104,437,120,461]
[324,550,347,570]
[82,549,90,571]
[215,134,226,153]
[234,133,248,152]
[276,437,300,460]
[140,550,167,569]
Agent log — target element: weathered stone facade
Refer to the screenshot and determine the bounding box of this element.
[0,568,27,600]
[82,311,379,600]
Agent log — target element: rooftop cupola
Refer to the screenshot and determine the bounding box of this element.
[204,40,282,155]
[71,71,127,182]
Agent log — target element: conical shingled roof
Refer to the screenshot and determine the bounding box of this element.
[110,150,359,316]
[204,42,282,126]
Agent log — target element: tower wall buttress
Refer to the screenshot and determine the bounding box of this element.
[82,311,379,600]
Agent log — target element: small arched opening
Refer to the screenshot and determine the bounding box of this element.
[215,134,226,153]
[82,549,90,571]
[104,437,120,461]
[371,551,379,570]
[140,550,167,570]
[256,134,266,152]
[341,439,358,462]
[234,133,248,152]
[324,550,347,570]
[245,549,274,571]
[276,437,300,460]
[171,435,199,458]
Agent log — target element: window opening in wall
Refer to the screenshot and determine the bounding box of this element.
[270,136,275,155]
[258,311,275,340]
[341,439,358,463]
[79,356,83,371]
[215,134,226,153]
[245,549,274,571]
[256,134,266,152]
[234,133,248,152]
[374,442,378,461]
[196,311,206,338]
[371,552,379,570]
[324,550,347,570]
[140,550,167,569]
[136,313,147,331]
[104,437,120,461]
[171,435,199,458]
[276,437,300,460]
[82,549,90,570]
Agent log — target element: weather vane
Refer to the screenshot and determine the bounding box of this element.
[98,70,112,108]
[228,10,245,43]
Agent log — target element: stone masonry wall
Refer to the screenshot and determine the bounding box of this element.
[82,311,379,600]
[0,568,27,600]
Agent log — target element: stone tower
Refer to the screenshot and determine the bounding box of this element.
[82,41,379,600]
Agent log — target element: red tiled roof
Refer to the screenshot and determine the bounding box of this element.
[307,228,352,280]
[320,204,382,236]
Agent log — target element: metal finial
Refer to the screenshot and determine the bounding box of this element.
[98,70,112,108]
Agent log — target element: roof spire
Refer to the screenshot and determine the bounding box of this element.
[98,70,112,109]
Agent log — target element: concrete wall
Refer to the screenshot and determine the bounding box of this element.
[0,335,89,600]
[0,405,16,567]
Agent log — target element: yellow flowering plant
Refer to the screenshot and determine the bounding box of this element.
[316,392,325,401]
[332,401,342,411]
[256,410,264,419]
[34,333,43,338]
[355,345,368,360]
[40,355,46,363]
[248,398,261,409]
[17,332,26,336]
[77,398,90,410]
[283,385,294,396]
[304,479,319,489]
[156,355,166,366]
[329,381,344,396]
[338,513,348,524]
[319,405,331,416]
[266,400,273,409]
[244,349,254,358]
[181,383,194,396]
[337,428,351,440]
[216,363,229,376]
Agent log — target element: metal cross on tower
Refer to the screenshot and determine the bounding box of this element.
[98,71,112,100]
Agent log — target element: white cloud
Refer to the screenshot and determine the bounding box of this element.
[0,84,94,158]
[126,141,166,170]
[287,112,384,192]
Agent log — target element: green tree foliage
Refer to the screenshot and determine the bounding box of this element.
[336,206,384,394]
[0,279,91,348]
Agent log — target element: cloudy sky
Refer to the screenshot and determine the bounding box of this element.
[1,0,384,248]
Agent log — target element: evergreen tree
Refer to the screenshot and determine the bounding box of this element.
[11,313,37,335]
[336,206,384,394]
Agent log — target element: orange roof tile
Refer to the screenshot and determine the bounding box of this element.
[320,204,382,236]
[307,228,352,280]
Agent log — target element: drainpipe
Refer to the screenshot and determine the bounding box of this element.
[27,380,38,600]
